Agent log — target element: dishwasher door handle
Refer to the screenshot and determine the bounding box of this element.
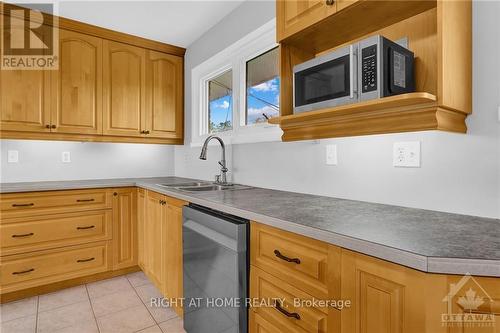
[183,219,238,251]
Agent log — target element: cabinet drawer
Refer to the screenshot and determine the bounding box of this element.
[0,189,112,218]
[0,210,112,255]
[250,266,338,333]
[0,241,110,294]
[249,310,283,333]
[251,222,339,300]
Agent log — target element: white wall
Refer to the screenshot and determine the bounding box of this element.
[1,140,175,183]
[176,0,500,219]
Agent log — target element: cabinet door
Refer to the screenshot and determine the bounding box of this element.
[0,69,51,133]
[164,197,186,316]
[51,30,102,134]
[112,188,137,270]
[276,0,335,41]
[145,191,165,289]
[146,51,183,139]
[340,249,427,333]
[137,189,146,271]
[103,41,146,137]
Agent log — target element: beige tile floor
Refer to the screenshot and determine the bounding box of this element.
[0,271,186,333]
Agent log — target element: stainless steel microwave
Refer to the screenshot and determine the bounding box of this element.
[293,35,415,114]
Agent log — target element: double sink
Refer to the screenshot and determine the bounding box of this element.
[156,181,253,192]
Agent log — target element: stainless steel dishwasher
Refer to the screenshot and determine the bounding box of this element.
[182,204,249,333]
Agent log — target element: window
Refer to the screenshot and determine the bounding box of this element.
[208,70,233,133]
[191,19,282,146]
[246,47,280,125]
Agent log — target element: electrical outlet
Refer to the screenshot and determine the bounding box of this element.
[393,142,420,167]
[8,150,19,163]
[62,151,71,163]
[326,144,337,165]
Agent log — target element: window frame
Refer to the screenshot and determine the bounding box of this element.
[191,19,281,147]
[240,45,280,128]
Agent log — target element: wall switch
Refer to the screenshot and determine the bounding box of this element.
[61,151,71,163]
[326,144,338,165]
[393,141,420,167]
[8,150,19,163]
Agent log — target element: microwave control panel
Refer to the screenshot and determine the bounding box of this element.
[361,45,378,93]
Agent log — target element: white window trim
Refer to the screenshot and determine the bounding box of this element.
[191,18,282,147]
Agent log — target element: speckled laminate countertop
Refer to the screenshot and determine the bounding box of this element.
[2,177,499,277]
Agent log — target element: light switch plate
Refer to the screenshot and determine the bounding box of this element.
[8,150,19,163]
[326,144,338,165]
[393,141,420,167]
[62,151,71,163]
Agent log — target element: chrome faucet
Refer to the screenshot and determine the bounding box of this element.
[199,135,231,185]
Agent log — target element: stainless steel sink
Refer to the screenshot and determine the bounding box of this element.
[156,182,252,192]
[157,182,212,188]
[178,184,252,192]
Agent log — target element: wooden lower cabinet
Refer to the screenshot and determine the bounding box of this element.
[112,188,138,270]
[250,266,339,333]
[164,196,185,316]
[137,188,146,271]
[0,209,112,256]
[144,190,165,288]
[249,222,500,333]
[0,188,136,301]
[251,222,339,300]
[0,241,111,294]
[141,190,186,317]
[340,249,441,333]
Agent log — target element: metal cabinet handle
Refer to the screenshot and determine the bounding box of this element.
[51,124,56,129]
[45,125,51,129]
[275,302,301,320]
[12,268,35,275]
[77,257,95,263]
[12,232,34,238]
[12,203,34,207]
[141,130,150,134]
[76,198,95,202]
[77,225,95,230]
[274,249,301,264]
[113,192,118,196]
[326,0,334,5]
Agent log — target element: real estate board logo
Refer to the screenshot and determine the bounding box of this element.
[441,273,496,328]
[1,2,58,70]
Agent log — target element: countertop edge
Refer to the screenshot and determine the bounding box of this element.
[2,180,499,277]
[135,183,500,277]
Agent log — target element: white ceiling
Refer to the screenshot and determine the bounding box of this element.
[38,1,246,48]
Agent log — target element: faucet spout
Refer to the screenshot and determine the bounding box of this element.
[199,135,230,185]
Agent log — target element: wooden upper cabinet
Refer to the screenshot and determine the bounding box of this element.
[103,41,146,137]
[146,51,183,139]
[0,69,51,133]
[277,0,336,41]
[52,30,103,134]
